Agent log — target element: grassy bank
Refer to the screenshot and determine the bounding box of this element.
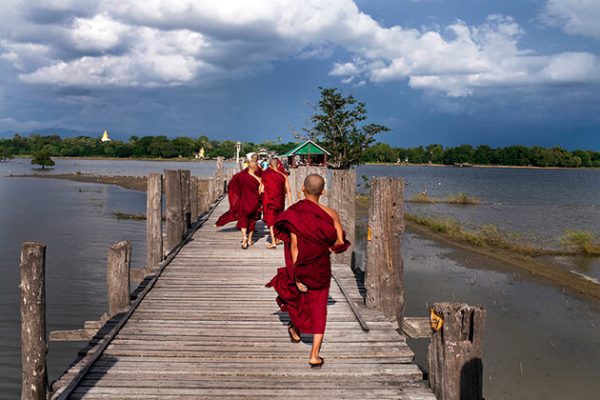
[11,173,148,192]
[408,192,481,205]
[405,218,600,300]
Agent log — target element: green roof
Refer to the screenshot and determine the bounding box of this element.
[280,140,330,157]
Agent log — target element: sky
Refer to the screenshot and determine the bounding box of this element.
[0,0,599,149]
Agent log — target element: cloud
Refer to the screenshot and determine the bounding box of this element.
[542,0,600,39]
[0,0,599,96]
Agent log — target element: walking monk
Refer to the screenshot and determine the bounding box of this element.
[260,158,292,249]
[216,161,262,249]
[266,174,350,368]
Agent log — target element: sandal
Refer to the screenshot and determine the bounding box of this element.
[266,243,277,249]
[241,239,248,250]
[287,323,301,343]
[309,357,325,368]
[248,240,255,246]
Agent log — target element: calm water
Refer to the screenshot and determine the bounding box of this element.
[359,165,600,280]
[1,159,599,399]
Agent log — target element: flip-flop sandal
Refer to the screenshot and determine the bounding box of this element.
[287,323,301,343]
[309,357,325,368]
[266,243,277,249]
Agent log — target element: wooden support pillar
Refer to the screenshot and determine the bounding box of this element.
[208,178,215,204]
[164,169,184,253]
[19,242,48,400]
[215,157,224,197]
[146,173,162,272]
[106,241,131,316]
[180,169,191,228]
[190,176,199,223]
[197,179,210,215]
[331,169,356,266]
[365,177,405,325]
[428,303,486,400]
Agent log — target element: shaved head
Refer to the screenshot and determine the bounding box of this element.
[269,158,279,167]
[303,174,325,196]
[248,160,258,170]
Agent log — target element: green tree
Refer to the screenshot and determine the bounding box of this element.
[302,87,389,169]
[362,143,398,162]
[31,150,55,169]
[0,146,14,161]
[172,137,197,157]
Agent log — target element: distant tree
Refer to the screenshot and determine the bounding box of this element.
[148,136,177,158]
[362,143,398,162]
[31,150,55,169]
[172,137,197,157]
[0,146,14,162]
[301,87,389,169]
[426,144,444,164]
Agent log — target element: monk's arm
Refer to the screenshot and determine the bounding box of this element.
[285,177,292,206]
[290,232,307,292]
[290,232,298,264]
[331,210,345,246]
[259,181,264,194]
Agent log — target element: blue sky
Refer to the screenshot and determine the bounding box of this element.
[0,0,599,149]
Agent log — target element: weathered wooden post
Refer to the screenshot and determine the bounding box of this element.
[20,242,48,400]
[331,169,356,266]
[164,169,184,253]
[180,169,191,228]
[364,177,404,325]
[428,303,486,400]
[216,156,224,197]
[107,241,131,316]
[208,178,215,204]
[197,178,210,215]
[146,173,162,272]
[190,176,199,223]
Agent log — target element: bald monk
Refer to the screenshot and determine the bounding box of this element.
[266,174,350,368]
[260,159,292,249]
[216,161,262,249]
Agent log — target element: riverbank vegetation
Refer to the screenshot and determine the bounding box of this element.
[2,133,599,168]
[560,230,600,256]
[408,192,481,205]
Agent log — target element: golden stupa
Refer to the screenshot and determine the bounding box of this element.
[100,130,111,142]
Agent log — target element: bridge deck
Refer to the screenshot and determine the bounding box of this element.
[54,199,434,399]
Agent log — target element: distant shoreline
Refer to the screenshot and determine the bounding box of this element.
[364,162,599,170]
[10,173,148,192]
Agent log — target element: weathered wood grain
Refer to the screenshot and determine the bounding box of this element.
[20,242,48,400]
[146,173,162,272]
[365,177,405,326]
[51,196,434,400]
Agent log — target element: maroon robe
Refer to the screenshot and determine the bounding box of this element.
[216,168,261,231]
[261,168,287,227]
[266,200,350,334]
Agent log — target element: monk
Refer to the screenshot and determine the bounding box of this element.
[215,161,262,249]
[260,158,292,249]
[266,174,350,368]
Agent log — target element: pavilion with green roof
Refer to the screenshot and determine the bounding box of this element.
[280,140,330,168]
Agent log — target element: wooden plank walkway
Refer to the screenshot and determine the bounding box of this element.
[53,198,435,399]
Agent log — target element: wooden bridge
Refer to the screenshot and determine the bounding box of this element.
[50,197,435,399]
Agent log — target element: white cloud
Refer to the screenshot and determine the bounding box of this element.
[0,0,599,95]
[542,0,600,39]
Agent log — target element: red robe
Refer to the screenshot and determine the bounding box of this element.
[266,200,350,334]
[216,169,261,231]
[261,168,287,227]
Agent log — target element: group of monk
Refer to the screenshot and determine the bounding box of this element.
[215,156,350,368]
[216,154,291,249]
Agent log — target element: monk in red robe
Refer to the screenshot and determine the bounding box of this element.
[215,161,262,249]
[260,158,291,249]
[266,174,350,368]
